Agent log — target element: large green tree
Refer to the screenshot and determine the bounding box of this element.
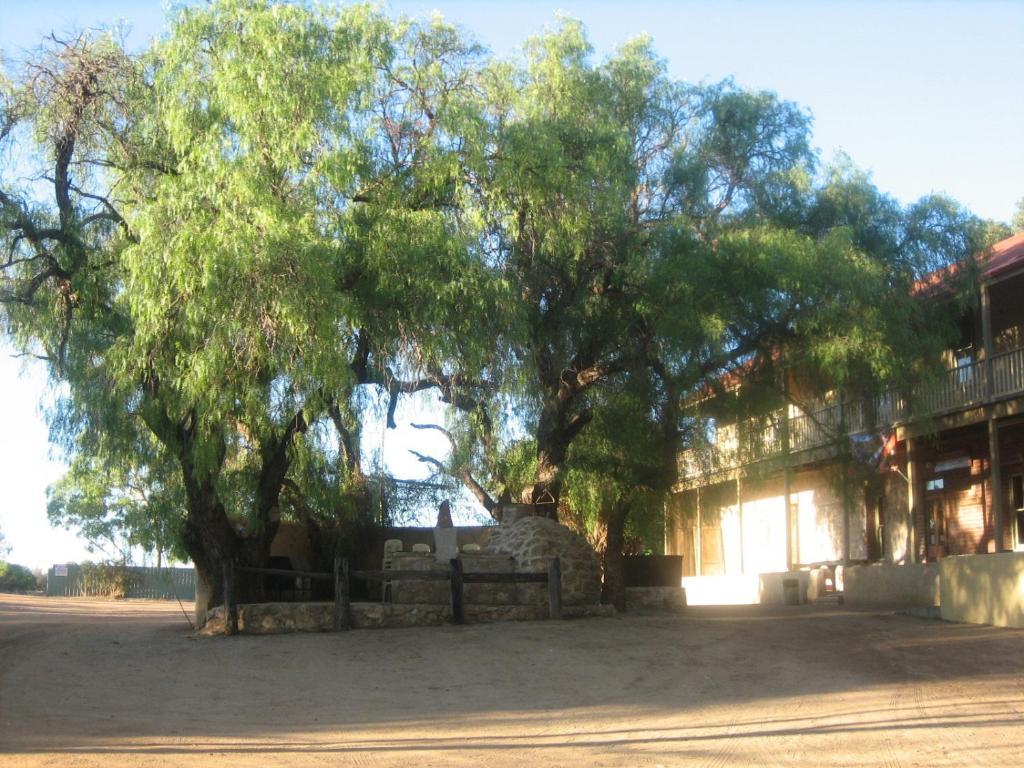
[453,24,829,515]
[1,2,492,604]
[2,3,994,615]
[421,24,986,605]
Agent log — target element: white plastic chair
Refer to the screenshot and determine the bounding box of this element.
[412,543,432,554]
[381,539,404,602]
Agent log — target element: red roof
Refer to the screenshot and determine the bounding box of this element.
[913,231,1024,296]
[982,231,1024,281]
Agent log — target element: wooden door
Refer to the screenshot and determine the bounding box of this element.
[700,526,725,576]
[867,494,884,561]
[925,496,947,561]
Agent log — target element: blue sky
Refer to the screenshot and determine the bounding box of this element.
[1,0,1022,569]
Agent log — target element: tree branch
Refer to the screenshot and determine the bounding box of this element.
[410,421,455,445]
[563,410,592,444]
[408,443,499,518]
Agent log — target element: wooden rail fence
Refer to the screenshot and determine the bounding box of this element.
[222,556,562,635]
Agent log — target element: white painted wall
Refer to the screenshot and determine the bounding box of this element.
[741,495,787,574]
[940,552,1024,628]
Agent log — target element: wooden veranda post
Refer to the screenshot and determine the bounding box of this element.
[222,560,238,636]
[983,283,1007,551]
[449,558,465,625]
[736,476,745,573]
[781,373,795,571]
[333,557,351,631]
[695,486,703,576]
[906,437,924,563]
[547,557,562,619]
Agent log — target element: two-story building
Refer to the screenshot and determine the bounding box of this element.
[665,232,1024,602]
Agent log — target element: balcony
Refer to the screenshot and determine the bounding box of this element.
[678,345,1024,484]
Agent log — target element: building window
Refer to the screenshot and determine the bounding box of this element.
[955,346,975,384]
[1012,474,1024,550]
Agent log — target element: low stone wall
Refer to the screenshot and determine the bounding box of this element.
[389,553,450,604]
[388,552,525,606]
[626,586,687,611]
[202,600,615,634]
[844,563,940,608]
[204,602,448,633]
[940,552,1024,629]
[462,553,518,605]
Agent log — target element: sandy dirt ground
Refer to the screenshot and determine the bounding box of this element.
[1,593,1022,767]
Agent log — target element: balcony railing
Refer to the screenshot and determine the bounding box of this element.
[678,345,1024,483]
[992,346,1024,399]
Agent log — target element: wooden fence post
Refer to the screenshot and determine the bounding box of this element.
[222,559,238,636]
[547,556,562,620]
[334,557,352,631]
[449,558,465,625]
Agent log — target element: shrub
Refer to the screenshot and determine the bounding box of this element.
[0,562,39,592]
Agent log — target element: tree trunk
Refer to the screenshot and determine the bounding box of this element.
[598,502,629,612]
[330,399,375,525]
[139,391,238,617]
[180,469,237,616]
[238,411,307,599]
[530,450,565,519]
[530,400,573,519]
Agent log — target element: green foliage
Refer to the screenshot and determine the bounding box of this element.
[47,444,187,564]
[0,562,38,592]
[119,4,370,438]
[1,3,996,580]
[562,381,666,551]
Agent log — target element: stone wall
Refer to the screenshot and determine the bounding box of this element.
[462,553,517,605]
[197,516,606,632]
[202,600,615,634]
[486,516,602,606]
[203,602,450,633]
[386,552,520,606]
[388,552,450,604]
[625,586,687,611]
[378,518,602,609]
